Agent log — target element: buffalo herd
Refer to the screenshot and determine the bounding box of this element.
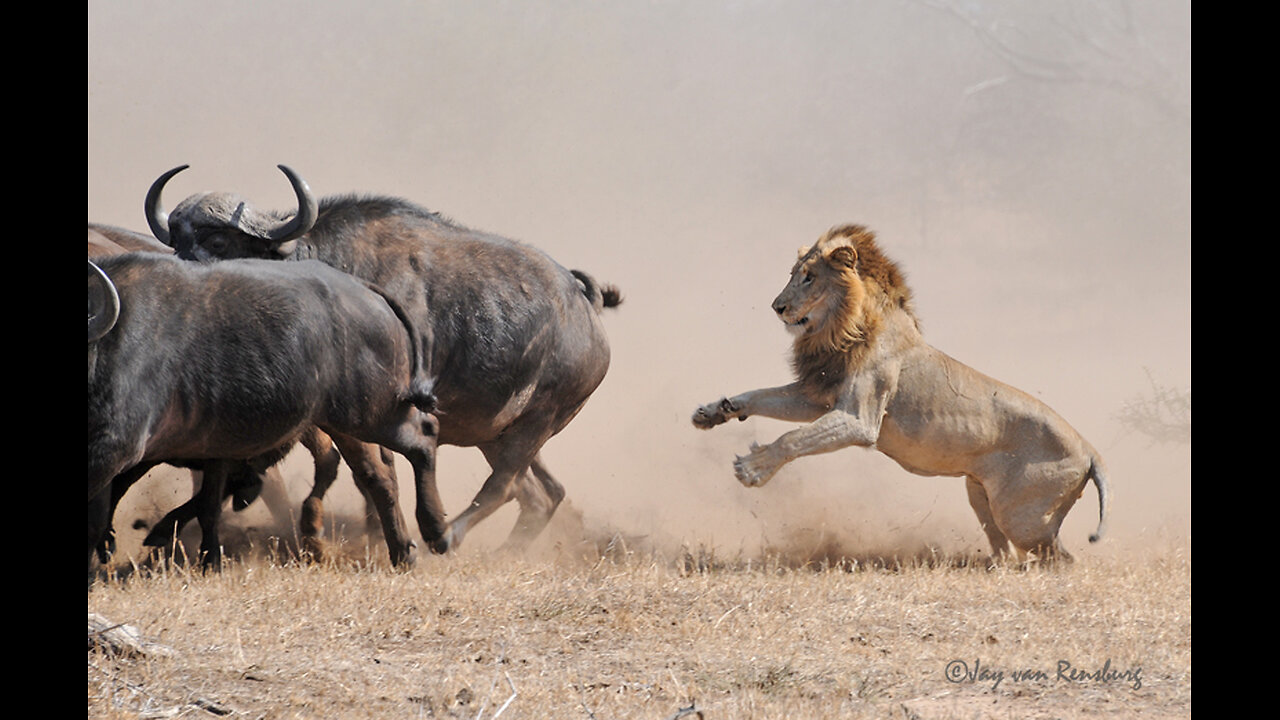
[89,166,621,572]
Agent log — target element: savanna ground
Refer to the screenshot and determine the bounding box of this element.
[88,492,1191,720]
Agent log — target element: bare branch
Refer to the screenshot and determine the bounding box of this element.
[1115,369,1191,445]
[919,0,1189,119]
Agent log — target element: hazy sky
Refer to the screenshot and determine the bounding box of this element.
[89,0,1191,555]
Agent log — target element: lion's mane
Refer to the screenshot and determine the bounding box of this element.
[792,225,917,400]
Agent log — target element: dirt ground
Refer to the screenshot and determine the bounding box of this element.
[88,484,1190,720]
[88,4,1190,717]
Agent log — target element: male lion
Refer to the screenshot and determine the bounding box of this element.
[692,224,1110,563]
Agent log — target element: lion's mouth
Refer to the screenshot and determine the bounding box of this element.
[783,316,810,334]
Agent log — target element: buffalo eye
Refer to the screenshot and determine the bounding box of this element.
[202,232,228,253]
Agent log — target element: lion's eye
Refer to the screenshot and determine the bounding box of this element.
[801,272,814,285]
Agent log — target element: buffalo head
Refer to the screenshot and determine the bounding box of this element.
[146,164,318,261]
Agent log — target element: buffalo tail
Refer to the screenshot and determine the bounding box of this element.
[365,281,438,414]
[571,269,623,312]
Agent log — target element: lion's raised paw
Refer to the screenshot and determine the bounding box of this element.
[733,444,777,487]
[692,398,739,429]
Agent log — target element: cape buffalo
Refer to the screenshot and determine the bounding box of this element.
[88,253,440,569]
[88,223,174,257]
[87,222,388,565]
[88,223,299,561]
[146,165,621,553]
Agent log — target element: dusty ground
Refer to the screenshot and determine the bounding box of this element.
[87,497,1190,720]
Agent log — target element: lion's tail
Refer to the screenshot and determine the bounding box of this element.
[1086,455,1111,544]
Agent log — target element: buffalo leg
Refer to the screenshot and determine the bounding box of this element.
[298,428,345,558]
[504,454,566,550]
[256,464,296,527]
[228,462,265,510]
[194,460,232,569]
[327,434,418,567]
[146,461,261,547]
[368,447,398,536]
[93,461,159,566]
[88,488,114,571]
[401,416,445,555]
[433,427,545,554]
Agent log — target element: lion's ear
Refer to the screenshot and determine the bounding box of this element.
[826,245,858,270]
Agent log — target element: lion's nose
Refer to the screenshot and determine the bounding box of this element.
[773,300,787,316]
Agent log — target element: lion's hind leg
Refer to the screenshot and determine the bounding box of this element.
[984,463,1087,566]
[965,477,1011,562]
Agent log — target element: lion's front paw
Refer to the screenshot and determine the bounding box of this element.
[733,442,779,488]
[692,398,743,429]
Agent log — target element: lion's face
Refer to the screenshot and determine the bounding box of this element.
[772,241,866,342]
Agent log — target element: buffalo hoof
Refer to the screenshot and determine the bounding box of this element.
[199,552,223,572]
[390,541,419,569]
[428,529,455,555]
[299,536,326,563]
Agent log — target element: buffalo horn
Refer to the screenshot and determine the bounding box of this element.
[144,164,189,248]
[88,261,120,343]
[266,164,319,244]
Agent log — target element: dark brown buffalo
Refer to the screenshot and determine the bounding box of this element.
[86,222,386,565]
[88,223,173,257]
[87,222,297,560]
[146,165,620,553]
[88,253,439,569]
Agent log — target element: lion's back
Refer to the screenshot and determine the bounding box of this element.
[880,343,1092,477]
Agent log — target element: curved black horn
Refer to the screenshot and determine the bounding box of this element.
[88,261,120,343]
[145,164,189,247]
[265,165,319,243]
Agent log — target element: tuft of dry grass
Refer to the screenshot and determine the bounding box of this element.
[88,516,1190,720]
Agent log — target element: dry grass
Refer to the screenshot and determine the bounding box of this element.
[88,513,1190,720]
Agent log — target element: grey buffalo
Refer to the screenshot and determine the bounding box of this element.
[88,222,298,561]
[146,165,621,553]
[87,222,387,564]
[88,223,174,257]
[88,253,440,569]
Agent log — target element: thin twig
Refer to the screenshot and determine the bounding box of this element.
[713,604,741,630]
[491,672,518,719]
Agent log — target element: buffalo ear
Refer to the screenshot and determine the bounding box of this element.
[825,245,858,270]
[274,239,298,258]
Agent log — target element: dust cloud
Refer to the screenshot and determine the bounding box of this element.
[90,1,1190,563]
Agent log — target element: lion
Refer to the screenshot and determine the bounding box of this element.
[692,224,1110,563]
